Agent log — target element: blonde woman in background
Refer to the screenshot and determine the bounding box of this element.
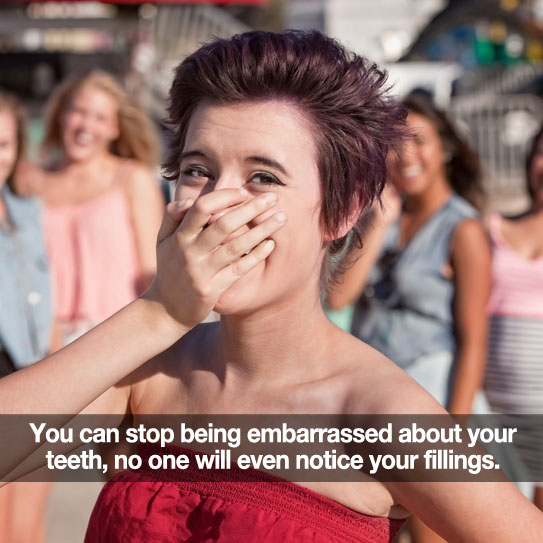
[34,71,164,345]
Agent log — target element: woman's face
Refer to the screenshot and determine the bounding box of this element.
[0,109,17,186]
[528,135,543,209]
[389,112,448,196]
[61,84,119,162]
[174,100,324,314]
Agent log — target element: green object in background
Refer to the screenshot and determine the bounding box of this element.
[324,304,354,333]
[28,118,45,162]
[475,37,495,64]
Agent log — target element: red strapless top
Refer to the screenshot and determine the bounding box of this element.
[85,446,404,543]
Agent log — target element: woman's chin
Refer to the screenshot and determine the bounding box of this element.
[213,286,252,316]
[64,146,93,163]
[213,279,266,316]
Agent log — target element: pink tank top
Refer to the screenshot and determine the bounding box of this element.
[44,162,140,330]
[487,213,543,319]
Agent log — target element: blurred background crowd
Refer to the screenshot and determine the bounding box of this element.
[0,1,541,542]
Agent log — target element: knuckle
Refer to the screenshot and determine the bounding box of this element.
[193,198,208,215]
[215,215,233,235]
[226,238,244,257]
[230,260,245,277]
[175,232,187,248]
[194,282,211,301]
[184,258,199,282]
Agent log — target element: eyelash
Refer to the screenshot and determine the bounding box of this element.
[251,172,285,186]
[179,166,285,186]
[181,166,213,181]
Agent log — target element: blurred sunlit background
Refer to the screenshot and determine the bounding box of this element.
[0,1,541,541]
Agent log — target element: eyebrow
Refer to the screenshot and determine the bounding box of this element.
[246,155,289,176]
[180,150,290,177]
[180,150,208,161]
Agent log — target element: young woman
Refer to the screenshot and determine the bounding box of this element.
[0,32,541,543]
[0,91,54,543]
[328,94,490,416]
[36,71,164,345]
[328,94,492,542]
[484,124,543,510]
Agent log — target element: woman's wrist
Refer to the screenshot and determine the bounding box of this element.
[137,292,191,340]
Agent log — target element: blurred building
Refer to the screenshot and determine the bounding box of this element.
[0,2,138,110]
[0,1,268,112]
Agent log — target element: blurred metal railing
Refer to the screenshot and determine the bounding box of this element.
[135,4,250,119]
[472,63,543,97]
[449,93,543,197]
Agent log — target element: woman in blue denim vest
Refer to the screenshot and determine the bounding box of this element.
[0,90,54,543]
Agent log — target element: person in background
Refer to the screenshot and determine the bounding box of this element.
[484,123,543,511]
[1,33,541,543]
[34,70,164,345]
[0,90,54,543]
[327,93,491,543]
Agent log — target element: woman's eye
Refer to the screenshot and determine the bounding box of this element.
[250,172,285,186]
[181,166,213,180]
[414,135,424,145]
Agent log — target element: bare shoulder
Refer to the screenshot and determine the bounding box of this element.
[450,217,491,267]
[15,162,51,198]
[335,330,445,416]
[123,160,158,194]
[452,217,488,247]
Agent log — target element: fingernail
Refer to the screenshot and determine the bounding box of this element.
[264,239,275,251]
[177,198,192,208]
[239,188,250,197]
[273,211,287,223]
[264,193,278,204]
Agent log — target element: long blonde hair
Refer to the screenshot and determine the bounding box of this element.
[0,90,28,193]
[43,70,159,168]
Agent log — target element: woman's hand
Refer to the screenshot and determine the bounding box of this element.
[143,188,286,329]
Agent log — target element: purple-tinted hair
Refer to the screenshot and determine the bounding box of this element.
[163,30,406,283]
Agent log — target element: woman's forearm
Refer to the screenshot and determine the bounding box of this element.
[0,296,187,415]
[0,297,187,480]
[448,344,486,414]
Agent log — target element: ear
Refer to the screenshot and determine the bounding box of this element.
[322,198,364,243]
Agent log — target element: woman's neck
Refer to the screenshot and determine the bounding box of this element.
[216,282,333,387]
[60,151,114,177]
[403,178,452,217]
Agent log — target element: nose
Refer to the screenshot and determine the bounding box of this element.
[213,173,243,192]
[204,173,247,224]
[74,113,94,133]
[176,166,257,226]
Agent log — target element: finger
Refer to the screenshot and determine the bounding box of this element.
[157,199,193,243]
[209,211,287,269]
[196,193,278,252]
[213,239,276,292]
[180,188,250,238]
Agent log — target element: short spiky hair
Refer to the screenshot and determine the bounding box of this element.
[163,30,406,284]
